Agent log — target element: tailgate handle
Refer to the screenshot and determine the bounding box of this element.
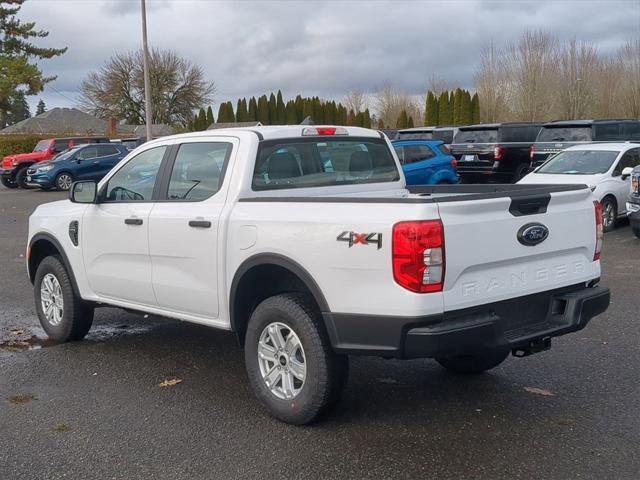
[509,194,551,217]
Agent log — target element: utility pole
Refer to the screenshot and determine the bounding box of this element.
[141,0,153,141]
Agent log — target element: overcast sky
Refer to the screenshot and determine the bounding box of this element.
[21,0,640,114]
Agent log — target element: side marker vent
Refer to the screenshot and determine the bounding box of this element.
[68,220,79,246]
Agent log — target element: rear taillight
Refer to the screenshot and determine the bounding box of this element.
[392,220,445,293]
[494,146,506,160]
[529,145,535,160]
[450,158,457,169]
[594,200,603,261]
[302,126,348,136]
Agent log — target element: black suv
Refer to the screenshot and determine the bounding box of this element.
[450,123,542,183]
[531,119,640,167]
[628,165,640,239]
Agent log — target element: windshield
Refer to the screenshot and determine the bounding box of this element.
[253,138,400,190]
[537,150,618,175]
[454,129,498,144]
[537,127,591,142]
[433,130,454,144]
[33,140,50,152]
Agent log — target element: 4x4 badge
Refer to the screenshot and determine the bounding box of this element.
[337,231,382,249]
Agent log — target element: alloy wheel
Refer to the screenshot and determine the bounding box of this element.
[57,174,73,191]
[40,273,64,326]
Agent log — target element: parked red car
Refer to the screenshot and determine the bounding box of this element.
[1,136,109,188]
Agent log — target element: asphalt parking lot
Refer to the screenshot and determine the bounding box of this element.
[1,188,639,480]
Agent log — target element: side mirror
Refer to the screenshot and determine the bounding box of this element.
[70,180,97,203]
[621,167,634,180]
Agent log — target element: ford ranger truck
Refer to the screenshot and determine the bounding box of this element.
[26,125,610,424]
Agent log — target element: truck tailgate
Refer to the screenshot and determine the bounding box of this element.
[437,187,600,311]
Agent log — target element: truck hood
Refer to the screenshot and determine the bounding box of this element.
[2,151,47,168]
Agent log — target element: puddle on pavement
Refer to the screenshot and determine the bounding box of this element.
[0,324,155,352]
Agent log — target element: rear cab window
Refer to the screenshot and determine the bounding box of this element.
[498,125,540,143]
[454,129,498,144]
[253,137,400,190]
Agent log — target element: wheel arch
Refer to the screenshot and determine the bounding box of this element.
[229,253,331,343]
[28,233,81,298]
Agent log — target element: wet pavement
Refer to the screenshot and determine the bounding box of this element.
[1,187,639,479]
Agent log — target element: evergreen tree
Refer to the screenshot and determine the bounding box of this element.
[268,93,277,124]
[471,93,480,124]
[347,109,356,126]
[197,108,207,130]
[396,110,409,129]
[425,91,438,126]
[452,88,463,126]
[285,100,297,124]
[227,101,236,122]
[248,97,257,121]
[294,95,304,123]
[0,1,67,127]
[6,91,30,125]
[302,98,314,122]
[407,116,414,128]
[36,99,46,115]
[257,95,269,124]
[460,90,472,125]
[236,98,248,122]
[363,108,372,129]
[438,91,450,125]
[276,90,286,124]
[206,105,214,126]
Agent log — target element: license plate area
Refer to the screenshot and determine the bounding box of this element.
[462,154,477,162]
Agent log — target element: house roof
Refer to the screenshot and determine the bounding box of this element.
[207,121,262,130]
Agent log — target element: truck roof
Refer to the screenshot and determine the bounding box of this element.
[143,125,383,146]
[542,119,640,126]
[459,122,543,130]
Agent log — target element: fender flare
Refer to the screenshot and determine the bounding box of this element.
[229,253,330,333]
[28,232,81,298]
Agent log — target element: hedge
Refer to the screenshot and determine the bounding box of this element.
[0,135,50,159]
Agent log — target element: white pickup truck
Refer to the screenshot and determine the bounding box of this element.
[27,125,610,424]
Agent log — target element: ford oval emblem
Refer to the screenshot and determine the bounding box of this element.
[517,223,549,246]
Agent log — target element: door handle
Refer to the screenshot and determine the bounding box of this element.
[189,220,211,228]
[124,217,143,226]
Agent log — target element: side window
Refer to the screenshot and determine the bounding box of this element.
[594,124,620,141]
[404,145,435,164]
[97,145,119,157]
[166,142,231,201]
[53,140,69,153]
[104,146,166,201]
[622,123,640,141]
[76,146,98,160]
[617,149,640,173]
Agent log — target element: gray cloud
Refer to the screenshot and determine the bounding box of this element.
[21,0,640,114]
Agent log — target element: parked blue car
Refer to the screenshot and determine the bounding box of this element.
[26,143,129,191]
[391,139,459,185]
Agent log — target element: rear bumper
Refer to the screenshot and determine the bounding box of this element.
[628,205,640,229]
[324,284,610,358]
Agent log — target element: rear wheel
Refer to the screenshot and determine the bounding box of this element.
[601,197,617,233]
[55,172,74,191]
[244,293,348,424]
[0,176,18,189]
[15,166,33,189]
[436,348,510,374]
[34,256,94,342]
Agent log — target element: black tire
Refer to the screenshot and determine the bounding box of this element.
[34,256,94,342]
[436,348,510,374]
[512,163,530,183]
[0,176,18,189]
[55,172,74,191]
[15,166,33,189]
[633,228,640,239]
[244,293,348,424]
[601,196,617,233]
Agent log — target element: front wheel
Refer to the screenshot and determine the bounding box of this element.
[436,348,510,374]
[244,293,348,424]
[55,172,74,191]
[601,197,617,233]
[0,176,18,189]
[15,166,33,189]
[34,256,94,342]
[512,163,530,183]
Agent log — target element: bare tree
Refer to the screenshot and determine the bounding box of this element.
[474,40,509,122]
[555,38,600,119]
[591,57,624,118]
[618,38,640,118]
[425,73,457,97]
[344,90,368,115]
[503,30,559,121]
[80,48,215,126]
[374,83,421,127]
